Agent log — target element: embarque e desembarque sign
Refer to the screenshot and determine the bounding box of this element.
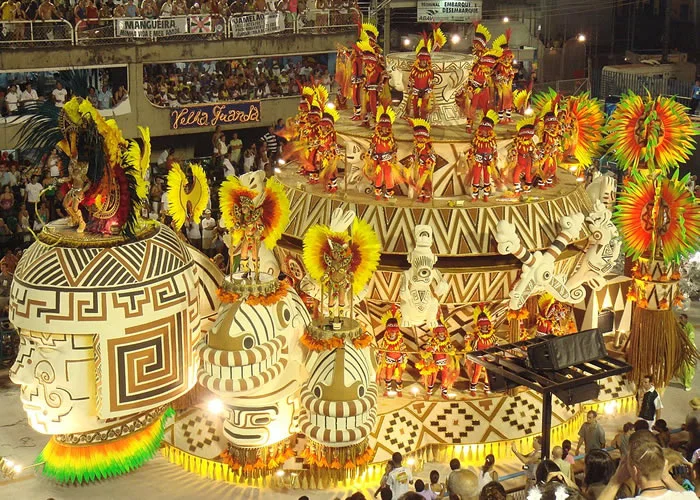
[169,101,261,129]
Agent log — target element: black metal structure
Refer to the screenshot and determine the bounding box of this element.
[466,334,631,458]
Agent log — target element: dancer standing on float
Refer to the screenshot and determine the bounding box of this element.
[466,47,502,133]
[455,23,492,132]
[469,303,496,395]
[535,96,563,189]
[300,95,323,179]
[376,305,408,397]
[468,110,499,202]
[357,38,386,128]
[407,25,446,120]
[336,22,368,119]
[416,319,458,399]
[316,104,341,193]
[406,118,436,202]
[493,29,516,124]
[508,116,536,193]
[364,105,402,200]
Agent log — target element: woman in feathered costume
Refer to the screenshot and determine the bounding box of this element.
[302,208,381,328]
[376,305,408,397]
[219,171,290,280]
[407,25,446,120]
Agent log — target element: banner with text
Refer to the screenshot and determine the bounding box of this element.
[170,101,261,130]
[417,0,482,22]
[229,12,285,38]
[116,17,188,38]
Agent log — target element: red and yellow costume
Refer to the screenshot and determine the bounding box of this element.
[357,38,386,127]
[508,116,536,193]
[219,173,290,279]
[416,321,459,399]
[466,48,501,132]
[493,30,516,124]
[536,107,562,189]
[468,110,499,202]
[471,22,490,57]
[363,105,403,200]
[316,105,341,193]
[336,21,369,118]
[469,303,496,395]
[376,306,407,396]
[407,118,436,202]
[407,26,446,119]
[299,97,323,179]
[536,294,576,337]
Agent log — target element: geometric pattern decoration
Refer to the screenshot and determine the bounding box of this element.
[10,223,201,419]
[165,407,227,459]
[279,171,593,257]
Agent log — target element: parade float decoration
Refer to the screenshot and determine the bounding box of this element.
[376,305,408,396]
[196,169,308,474]
[399,225,449,327]
[416,316,458,399]
[9,98,211,483]
[406,25,446,120]
[535,293,577,337]
[298,208,380,479]
[166,162,210,231]
[606,91,700,386]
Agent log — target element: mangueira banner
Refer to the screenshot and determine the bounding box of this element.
[169,101,261,129]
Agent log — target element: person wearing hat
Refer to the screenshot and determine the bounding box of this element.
[365,105,399,200]
[469,303,496,395]
[407,118,436,202]
[471,22,491,58]
[417,317,458,399]
[300,96,323,180]
[376,305,407,397]
[407,27,446,120]
[466,47,502,132]
[509,116,536,193]
[687,398,700,425]
[468,110,499,202]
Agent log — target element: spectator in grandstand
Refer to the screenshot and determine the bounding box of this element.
[160,0,173,16]
[142,0,159,17]
[35,0,62,20]
[229,132,243,167]
[97,83,113,109]
[125,0,139,17]
[5,84,19,114]
[19,81,38,106]
[51,81,67,107]
[113,85,128,106]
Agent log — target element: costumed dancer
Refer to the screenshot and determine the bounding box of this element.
[364,105,402,200]
[166,162,209,233]
[357,38,385,128]
[468,110,499,202]
[464,47,501,132]
[376,305,407,397]
[493,29,516,124]
[471,21,491,57]
[299,96,323,179]
[338,22,368,119]
[469,303,496,395]
[456,24,492,132]
[534,97,563,189]
[508,116,536,193]
[416,318,458,399]
[536,294,575,336]
[219,171,290,280]
[407,25,446,119]
[316,104,341,193]
[407,118,436,202]
[302,209,381,328]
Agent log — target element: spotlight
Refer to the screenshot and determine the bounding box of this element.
[12,465,22,474]
[274,167,282,174]
[450,33,461,44]
[513,59,518,64]
[503,16,509,23]
[411,386,419,397]
[276,469,286,477]
[577,33,586,42]
[327,102,335,109]
[402,37,411,47]
[524,107,533,116]
[604,401,617,415]
[407,458,416,466]
[277,158,286,165]
[207,399,225,415]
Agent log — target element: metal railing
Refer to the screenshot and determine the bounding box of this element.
[0,9,362,48]
[0,19,73,47]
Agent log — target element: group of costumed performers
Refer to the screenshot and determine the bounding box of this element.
[406,25,446,120]
[406,118,437,202]
[375,304,498,398]
[535,294,576,337]
[219,171,289,280]
[363,105,404,200]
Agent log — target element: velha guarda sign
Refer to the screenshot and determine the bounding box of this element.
[169,101,261,130]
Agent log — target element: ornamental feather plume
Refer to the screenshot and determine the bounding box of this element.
[167,162,210,231]
[475,23,491,43]
[323,104,340,123]
[356,38,375,54]
[484,46,503,59]
[516,115,537,132]
[472,302,493,324]
[380,303,401,325]
[491,33,508,51]
[362,21,379,38]
[613,170,700,264]
[532,88,560,118]
[302,217,381,295]
[432,26,447,51]
[513,88,531,113]
[314,84,329,109]
[408,117,431,134]
[376,104,396,125]
[485,109,500,125]
[604,91,698,173]
[562,92,605,167]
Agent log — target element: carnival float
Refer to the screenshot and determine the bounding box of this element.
[4,18,700,493]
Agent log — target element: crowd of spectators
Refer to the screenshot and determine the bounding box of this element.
[0,74,127,117]
[144,57,333,107]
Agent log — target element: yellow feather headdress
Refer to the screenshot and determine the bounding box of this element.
[356,38,375,54]
[516,115,536,132]
[380,304,402,325]
[314,85,329,109]
[491,33,508,51]
[408,117,431,134]
[475,23,491,43]
[362,22,379,38]
[167,163,210,231]
[376,104,396,125]
[322,105,340,123]
[473,303,494,323]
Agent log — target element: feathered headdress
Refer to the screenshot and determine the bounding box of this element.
[314,84,329,109]
[513,88,531,113]
[473,303,493,325]
[478,47,503,68]
[408,117,431,138]
[562,92,605,166]
[320,104,339,126]
[380,304,402,326]
[480,110,500,128]
[357,38,377,63]
[362,21,379,40]
[166,162,209,231]
[516,116,536,136]
[473,22,491,47]
[494,28,513,57]
[376,104,396,125]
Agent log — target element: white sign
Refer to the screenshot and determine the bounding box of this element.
[229,12,285,38]
[417,0,482,23]
[116,17,188,37]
